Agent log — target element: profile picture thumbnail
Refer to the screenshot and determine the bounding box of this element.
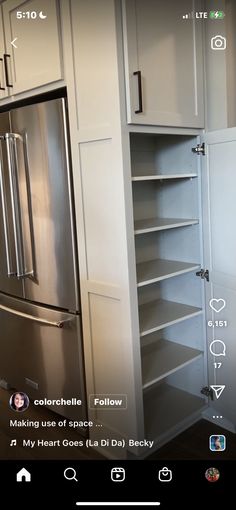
[9,392,30,413]
[205,467,220,483]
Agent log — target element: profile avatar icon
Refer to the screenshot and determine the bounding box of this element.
[9,392,30,412]
[205,467,220,483]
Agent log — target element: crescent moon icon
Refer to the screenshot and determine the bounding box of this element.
[39,11,47,19]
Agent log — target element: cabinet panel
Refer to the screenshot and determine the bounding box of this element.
[79,138,124,283]
[202,128,236,428]
[70,0,121,133]
[3,0,63,95]
[66,0,145,452]
[123,0,204,127]
[0,6,8,99]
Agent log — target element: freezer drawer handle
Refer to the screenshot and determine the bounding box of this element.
[0,303,71,328]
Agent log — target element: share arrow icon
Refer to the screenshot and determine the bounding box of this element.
[210,385,225,399]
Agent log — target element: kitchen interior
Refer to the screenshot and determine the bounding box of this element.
[0,0,236,461]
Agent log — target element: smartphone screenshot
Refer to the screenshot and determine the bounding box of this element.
[0,0,235,508]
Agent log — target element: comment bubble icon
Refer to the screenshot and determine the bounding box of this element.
[209,340,226,357]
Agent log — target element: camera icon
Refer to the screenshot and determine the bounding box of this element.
[211,35,226,50]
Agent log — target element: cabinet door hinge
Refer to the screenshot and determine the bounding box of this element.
[201,386,214,400]
[192,142,205,155]
[196,268,209,281]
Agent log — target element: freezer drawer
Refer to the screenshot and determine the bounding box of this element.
[0,293,87,422]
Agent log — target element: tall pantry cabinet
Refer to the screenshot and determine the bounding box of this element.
[63,0,236,458]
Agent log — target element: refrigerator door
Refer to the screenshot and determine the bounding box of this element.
[0,292,87,422]
[10,98,79,311]
[0,112,23,297]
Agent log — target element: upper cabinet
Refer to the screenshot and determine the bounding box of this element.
[0,0,63,97]
[0,6,8,99]
[122,0,204,127]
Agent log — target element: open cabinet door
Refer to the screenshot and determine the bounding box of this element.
[201,128,236,432]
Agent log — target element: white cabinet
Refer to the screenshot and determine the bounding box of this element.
[123,0,204,127]
[59,0,236,457]
[1,0,63,96]
[201,128,236,428]
[0,6,8,99]
[130,128,236,449]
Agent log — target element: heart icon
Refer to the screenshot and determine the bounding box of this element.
[209,298,226,313]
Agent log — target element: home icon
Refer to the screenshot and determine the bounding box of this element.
[16,468,31,482]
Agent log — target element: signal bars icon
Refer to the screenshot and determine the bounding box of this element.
[182,12,193,19]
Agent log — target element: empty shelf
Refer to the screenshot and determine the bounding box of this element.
[136,259,200,286]
[142,339,203,389]
[144,383,205,440]
[134,217,199,235]
[139,299,202,337]
[132,173,197,181]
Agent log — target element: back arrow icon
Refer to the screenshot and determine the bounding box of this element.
[11,38,17,49]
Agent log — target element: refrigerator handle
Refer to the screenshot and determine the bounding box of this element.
[0,137,16,276]
[5,133,34,279]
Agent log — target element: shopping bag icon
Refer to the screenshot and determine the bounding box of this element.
[158,467,172,482]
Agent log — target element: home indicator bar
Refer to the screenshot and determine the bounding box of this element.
[76,503,161,507]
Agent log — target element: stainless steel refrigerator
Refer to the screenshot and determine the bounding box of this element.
[0,97,87,423]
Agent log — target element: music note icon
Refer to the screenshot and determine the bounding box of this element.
[10,439,17,447]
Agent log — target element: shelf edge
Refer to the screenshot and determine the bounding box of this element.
[142,352,203,390]
[137,264,200,286]
[140,309,203,337]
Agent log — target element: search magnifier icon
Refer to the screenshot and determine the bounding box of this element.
[64,467,78,482]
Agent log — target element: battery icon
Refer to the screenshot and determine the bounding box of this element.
[209,11,225,19]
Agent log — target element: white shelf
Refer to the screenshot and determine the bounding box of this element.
[139,299,202,337]
[142,339,203,389]
[134,217,199,235]
[136,259,200,286]
[132,173,197,181]
[144,383,205,439]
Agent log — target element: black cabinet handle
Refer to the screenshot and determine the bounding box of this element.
[133,70,143,113]
[3,54,13,88]
[0,58,5,90]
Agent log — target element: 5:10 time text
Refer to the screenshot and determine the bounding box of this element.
[16,11,47,20]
